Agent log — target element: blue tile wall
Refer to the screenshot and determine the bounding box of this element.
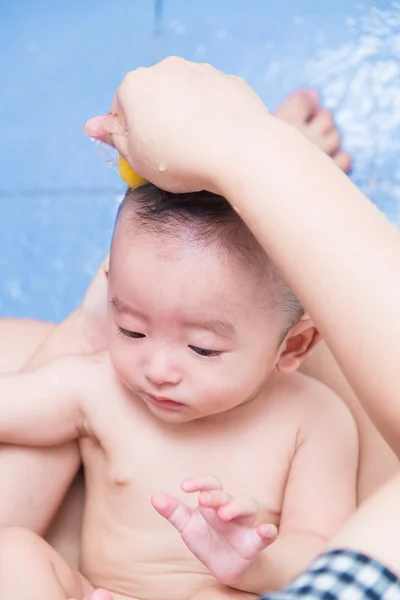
[1,1,399,321]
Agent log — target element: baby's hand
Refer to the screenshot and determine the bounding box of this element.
[151,474,277,585]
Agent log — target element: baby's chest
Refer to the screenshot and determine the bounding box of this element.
[83,415,290,528]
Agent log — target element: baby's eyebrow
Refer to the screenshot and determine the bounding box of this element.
[111,296,130,313]
[188,319,236,339]
[111,296,146,319]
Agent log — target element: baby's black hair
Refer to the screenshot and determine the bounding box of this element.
[115,184,303,323]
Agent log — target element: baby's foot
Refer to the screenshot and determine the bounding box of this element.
[274,90,352,173]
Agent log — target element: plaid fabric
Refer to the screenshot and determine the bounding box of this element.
[261,549,400,599]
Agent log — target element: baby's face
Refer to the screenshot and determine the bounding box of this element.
[107,225,289,423]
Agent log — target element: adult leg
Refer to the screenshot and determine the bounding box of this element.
[0,317,56,372]
[331,470,400,575]
[257,475,400,600]
[0,526,93,600]
[301,342,399,502]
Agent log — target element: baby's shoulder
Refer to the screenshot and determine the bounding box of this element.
[77,350,117,391]
[46,350,115,399]
[274,371,355,433]
[69,352,131,438]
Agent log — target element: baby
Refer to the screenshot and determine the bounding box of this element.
[0,185,357,600]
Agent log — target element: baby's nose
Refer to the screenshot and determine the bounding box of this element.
[144,352,182,386]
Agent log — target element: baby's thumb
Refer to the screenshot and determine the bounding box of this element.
[83,114,129,159]
[151,492,192,534]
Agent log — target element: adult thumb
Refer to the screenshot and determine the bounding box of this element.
[83,114,129,159]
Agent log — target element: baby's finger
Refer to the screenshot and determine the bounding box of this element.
[198,490,232,509]
[256,524,278,547]
[217,495,259,522]
[151,492,193,533]
[229,524,278,561]
[181,474,223,494]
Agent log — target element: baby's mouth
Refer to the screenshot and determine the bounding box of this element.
[147,394,185,410]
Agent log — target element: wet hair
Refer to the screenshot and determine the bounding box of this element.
[115,184,303,327]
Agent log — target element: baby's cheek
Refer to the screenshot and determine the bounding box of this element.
[222,371,261,407]
[206,376,246,412]
[109,340,135,381]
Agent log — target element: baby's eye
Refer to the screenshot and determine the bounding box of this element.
[189,345,221,358]
[118,327,146,339]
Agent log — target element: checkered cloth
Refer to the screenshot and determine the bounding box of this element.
[261,549,400,599]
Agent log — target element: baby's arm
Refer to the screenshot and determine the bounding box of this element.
[0,259,108,533]
[0,355,88,446]
[237,384,358,593]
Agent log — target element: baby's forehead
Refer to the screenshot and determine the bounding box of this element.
[113,222,253,276]
[111,231,279,317]
[111,191,297,320]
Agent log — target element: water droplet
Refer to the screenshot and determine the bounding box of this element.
[92,139,119,169]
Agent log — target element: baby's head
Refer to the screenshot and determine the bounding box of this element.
[107,184,319,423]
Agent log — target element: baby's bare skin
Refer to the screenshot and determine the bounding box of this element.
[0,351,356,600]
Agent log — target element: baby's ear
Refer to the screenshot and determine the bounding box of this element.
[276,315,321,375]
[103,254,110,278]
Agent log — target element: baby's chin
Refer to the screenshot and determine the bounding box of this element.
[145,401,198,424]
[122,383,199,424]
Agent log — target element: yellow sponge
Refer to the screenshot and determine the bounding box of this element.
[118,156,147,189]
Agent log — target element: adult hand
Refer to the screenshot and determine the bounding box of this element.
[84,57,269,194]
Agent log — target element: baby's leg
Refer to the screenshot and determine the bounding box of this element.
[0,526,93,600]
[188,585,256,600]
